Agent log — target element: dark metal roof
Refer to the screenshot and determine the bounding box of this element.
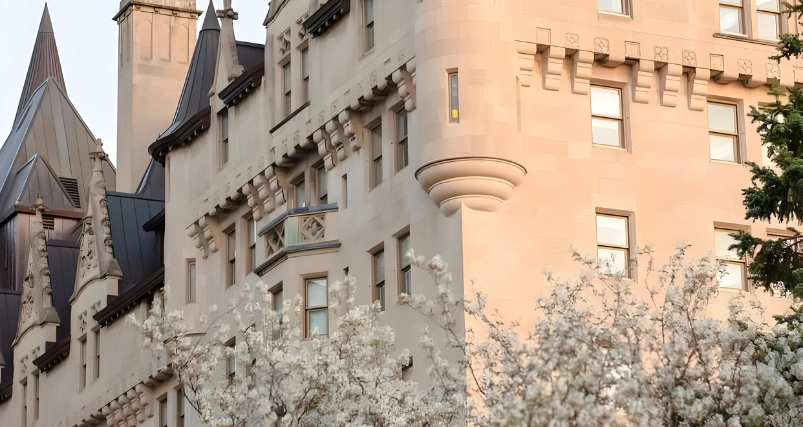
[106,192,164,295]
[135,158,165,200]
[95,267,164,327]
[236,41,265,71]
[15,4,66,123]
[47,238,78,342]
[0,154,82,224]
[0,290,21,393]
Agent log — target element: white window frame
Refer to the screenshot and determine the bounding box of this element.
[708,101,741,163]
[715,228,748,290]
[590,85,624,148]
[596,213,631,278]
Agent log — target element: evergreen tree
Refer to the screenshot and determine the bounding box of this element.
[734,3,803,298]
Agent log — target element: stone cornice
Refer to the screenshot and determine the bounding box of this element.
[219,64,265,107]
[32,335,70,373]
[112,0,203,21]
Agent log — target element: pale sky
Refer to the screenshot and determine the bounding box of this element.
[0,0,270,167]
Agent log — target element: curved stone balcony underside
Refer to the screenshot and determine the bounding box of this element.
[416,157,526,216]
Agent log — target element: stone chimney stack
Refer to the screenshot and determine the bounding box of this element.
[113,0,201,192]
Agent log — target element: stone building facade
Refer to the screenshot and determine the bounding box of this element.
[1,0,802,426]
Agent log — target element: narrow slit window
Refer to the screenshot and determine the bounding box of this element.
[757,0,781,40]
[719,0,745,35]
[708,102,739,162]
[94,330,101,380]
[227,229,236,287]
[342,174,348,209]
[159,398,168,427]
[306,278,328,336]
[296,179,306,208]
[399,233,411,295]
[226,340,236,382]
[22,381,27,427]
[221,108,229,165]
[248,218,256,271]
[302,48,310,102]
[590,86,623,147]
[596,214,630,277]
[449,73,459,123]
[187,260,196,303]
[372,124,383,188]
[374,249,385,311]
[317,165,328,205]
[177,389,185,427]
[79,337,87,390]
[33,374,39,420]
[715,229,747,290]
[365,0,375,50]
[283,62,292,117]
[396,110,409,171]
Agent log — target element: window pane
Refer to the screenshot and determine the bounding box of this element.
[708,103,737,133]
[598,0,623,13]
[365,0,374,23]
[302,49,310,78]
[374,250,385,285]
[228,231,236,260]
[709,134,736,162]
[718,262,744,289]
[720,6,743,34]
[372,126,382,160]
[756,0,779,11]
[308,309,328,335]
[188,263,196,302]
[402,267,412,294]
[306,278,327,307]
[400,234,411,268]
[757,13,780,39]
[273,289,283,311]
[715,230,742,259]
[318,166,328,202]
[591,118,621,147]
[598,248,627,275]
[450,74,459,121]
[221,110,229,140]
[377,283,385,311]
[397,110,408,140]
[160,400,168,427]
[247,218,256,246]
[597,215,628,246]
[590,87,620,117]
[283,63,291,95]
[296,180,306,207]
[374,158,383,185]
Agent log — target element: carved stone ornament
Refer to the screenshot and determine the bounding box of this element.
[595,37,610,55]
[683,50,697,67]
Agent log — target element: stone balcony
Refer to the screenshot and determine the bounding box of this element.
[253,203,340,276]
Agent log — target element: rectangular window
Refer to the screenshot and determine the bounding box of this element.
[305,278,328,336]
[317,165,328,205]
[221,108,229,165]
[283,62,292,117]
[708,102,739,162]
[365,0,375,50]
[396,110,409,171]
[590,86,623,147]
[159,398,168,427]
[79,337,87,390]
[273,287,284,312]
[399,234,411,295]
[177,389,185,427]
[341,174,348,209]
[22,381,27,427]
[715,229,747,290]
[187,260,196,303]
[598,0,625,14]
[226,340,236,382]
[94,330,101,380]
[596,214,630,277]
[757,0,781,40]
[374,249,386,311]
[372,124,383,188]
[227,229,236,287]
[302,48,310,102]
[449,73,459,122]
[295,179,306,208]
[33,374,39,420]
[720,0,745,34]
[247,218,256,271]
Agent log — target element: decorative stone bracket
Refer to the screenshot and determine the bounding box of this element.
[632,59,654,104]
[186,215,220,259]
[391,61,417,112]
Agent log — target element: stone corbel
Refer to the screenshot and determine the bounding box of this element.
[313,128,334,157]
[255,171,275,214]
[118,393,136,426]
[542,46,565,91]
[199,215,219,255]
[632,59,654,104]
[688,68,710,111]
[743,59,767,88]
[241,183,265,221]
[712,55,739,84]
[101,405,114,427]
[596,38,625,68]
[269,168,290,207]
[659,64,682,107]
[110,400,124,426]
[324,153,337,171]
[326,119,348,154]
[392,64,417,111]
[517,52,535,87]
[571,50,593,95]
[186,222,206,257]
[338,109,363,152]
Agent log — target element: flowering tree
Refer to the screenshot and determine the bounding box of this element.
[132,246,803,426]
[128,276,460,427]
[402,247,803,427]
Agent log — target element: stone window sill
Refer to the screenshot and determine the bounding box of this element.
[713,33,779,47]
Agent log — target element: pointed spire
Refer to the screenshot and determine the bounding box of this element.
[216,0,244,83]
[71,139,122,303]
[202,0,221,32]
[14,192,59,346]
[15,3,66,122]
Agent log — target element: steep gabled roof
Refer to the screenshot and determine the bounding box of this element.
[15,4,66,123]
[135,158,165,200]
[0,290,21,395]
[0,154,81,225]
